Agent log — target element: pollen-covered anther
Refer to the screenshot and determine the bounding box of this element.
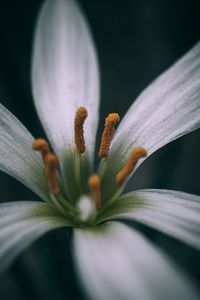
[74,106,88,154]
[44,154,60,194]
[88,174,101,209]
[32,138,50,162]
[32,139,60,194]
[99,113,120,158]
[116,147,147,185]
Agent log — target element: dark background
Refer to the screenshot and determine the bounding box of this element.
[0,0,200,299]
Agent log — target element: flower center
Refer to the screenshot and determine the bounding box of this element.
[32,107,147,214]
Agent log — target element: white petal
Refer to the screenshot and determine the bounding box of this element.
[0,201,70,272]
[101,42,200,200]
[0,104,49,201]
[101,189,200,250]
[32,0,100,199]
[73,222,199,300]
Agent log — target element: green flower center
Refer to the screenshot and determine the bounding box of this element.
[32,107,147,227]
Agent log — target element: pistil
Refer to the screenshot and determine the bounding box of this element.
[88,174,101,209]
[99,113,120,158]
[116,147,147,185]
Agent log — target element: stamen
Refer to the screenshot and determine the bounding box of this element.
[32,138,50,162]
[45,154,60,194]
[99,113,120,158]
[74,107,88,154]
[88,174,101,209]
[116,147,147,185]
[32,139,60,194]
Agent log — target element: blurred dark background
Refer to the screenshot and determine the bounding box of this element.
[0,0,200,299]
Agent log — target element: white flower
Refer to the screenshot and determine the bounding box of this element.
[0,0,200,299]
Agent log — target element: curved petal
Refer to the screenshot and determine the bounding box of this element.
[0,104,49,202]
[101,42,200,200]
[0,201,71,272]
[99,189,200,250]
[73,222,199,300]
[32,0,100,200]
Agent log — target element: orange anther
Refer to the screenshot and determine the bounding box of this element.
[32,139,60,194]
[32,138,50,162]
[116,147,147,185]
[99,113,120,158]
[88,174,101,209]
[74,107,88,154]
[45,154,60,194]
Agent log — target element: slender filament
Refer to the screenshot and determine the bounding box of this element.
[116,147,147,185]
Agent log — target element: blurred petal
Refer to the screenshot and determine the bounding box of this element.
[0,104,49,201]
[73,222,199,300]
[32,0,100,200]
[0,201,71,272]
[101,42,200,200]
[100,189,200,250]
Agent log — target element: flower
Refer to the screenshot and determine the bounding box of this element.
[0,0,200,299]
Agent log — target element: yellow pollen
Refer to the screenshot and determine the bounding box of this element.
[32,138,50,162]
[99,113,120,158]
[74,107,88,154]
[116,147,147,185]
[44,154,60,194]
[88,174,101,209]
[32,139,60,194]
